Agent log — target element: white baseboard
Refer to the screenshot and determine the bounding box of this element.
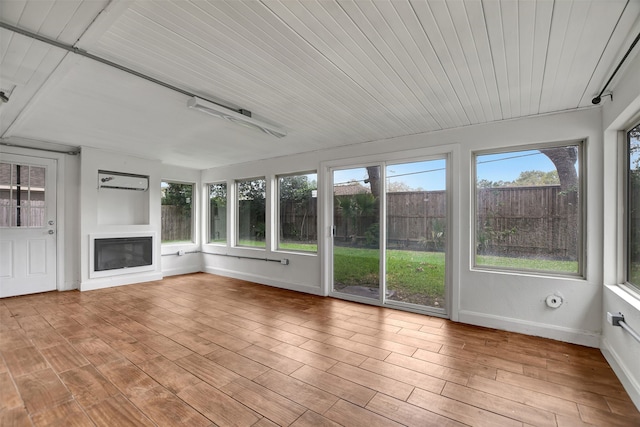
[203,266,323,296]
[162,266,201,277]
[601,337,640,410]
[458,310,601,348]
[80,272,163,291]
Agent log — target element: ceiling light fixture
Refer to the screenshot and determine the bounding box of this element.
[0,22,288,138]
[187,96,287,138]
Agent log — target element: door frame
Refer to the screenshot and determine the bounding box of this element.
[0,146,69,293]
[321,145,459,319]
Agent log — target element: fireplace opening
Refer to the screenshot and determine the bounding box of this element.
[94,236,152,272]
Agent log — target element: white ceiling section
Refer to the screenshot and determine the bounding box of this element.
[1,0,639,169]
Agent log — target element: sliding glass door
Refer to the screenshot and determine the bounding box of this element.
[331,158,448,316]
[385,159,447,311]
[332,166,381,302]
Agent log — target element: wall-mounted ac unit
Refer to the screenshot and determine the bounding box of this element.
[98,171,149,191]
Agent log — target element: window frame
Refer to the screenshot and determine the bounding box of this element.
[206,181,228,246]
[276,171,318,254]
[472,140,585,278]
[235,176,267,249]
[625,121,640,294]
[160,180,195,245]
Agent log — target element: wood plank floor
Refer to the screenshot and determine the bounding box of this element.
[1,273,639,426]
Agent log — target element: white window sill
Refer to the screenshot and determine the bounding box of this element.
[607,284,640,312]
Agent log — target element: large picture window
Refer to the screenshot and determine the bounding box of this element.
[208,183,227,244]
[474,143,582,275]
[161,181,193,243]
[237,177,266,248]
[278,172,318,252]
[627,122,640,293]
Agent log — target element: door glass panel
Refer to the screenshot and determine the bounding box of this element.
[0,162,12,227]
[0,163,46,228]
[386,159,447,310]
[28,166,45,227]
[333,167,381,300]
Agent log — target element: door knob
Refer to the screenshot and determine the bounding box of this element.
[48,230,54,235]
[48,220,55,225]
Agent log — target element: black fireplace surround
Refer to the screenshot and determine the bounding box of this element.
[94,236,152,272]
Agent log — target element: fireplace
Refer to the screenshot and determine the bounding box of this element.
[90,234,154,277]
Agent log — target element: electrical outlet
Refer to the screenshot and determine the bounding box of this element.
[607,312,624,326]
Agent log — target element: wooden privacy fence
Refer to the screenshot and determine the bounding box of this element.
[161,205,192,242]
[163,186,575,258]
[333,186,575,259]
[476,185,576,259]
[280,198,318,242]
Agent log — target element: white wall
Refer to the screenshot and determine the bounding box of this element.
[601,49,640,409]
[79,147,163,290]
[202,107,604,347]
[456,110,603,346]
[201,156,324,295]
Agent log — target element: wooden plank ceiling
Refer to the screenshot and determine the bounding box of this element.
[1,0,639,169]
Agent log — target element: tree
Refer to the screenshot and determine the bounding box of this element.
[161,182,193,242]
[478,170,559,188]
[539,146,579,260]
[280,175,316,241]
[280,175,315,202]
[162,182,192,216]
[208,184,227,242]
[512,170,559,186]
[365,166,381,198]
[237,179,266,241]
[477,179,509,188]
[387,181,414,192]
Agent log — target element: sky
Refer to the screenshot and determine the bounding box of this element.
[476,150,558,183]
[333,149,560,191]
[333,160,446,191]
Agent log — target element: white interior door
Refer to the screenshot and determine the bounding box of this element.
[0,154,57,297]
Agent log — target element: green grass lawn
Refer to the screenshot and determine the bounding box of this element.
[333,247,579,305]
[236,241,318,251]
[476,255,578,274]
[237,239,266,248]
[333,247,445,304]
[279,242,318,252]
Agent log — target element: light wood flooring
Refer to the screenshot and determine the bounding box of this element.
[1,273,639,426]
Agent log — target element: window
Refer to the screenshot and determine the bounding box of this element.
[208,183,227,244]
[474,143,582,275]
[160,181,193,243]
[278,172,318,252]
[0,162,46,228]
[237,177,266,248]
[627,122,640,292]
